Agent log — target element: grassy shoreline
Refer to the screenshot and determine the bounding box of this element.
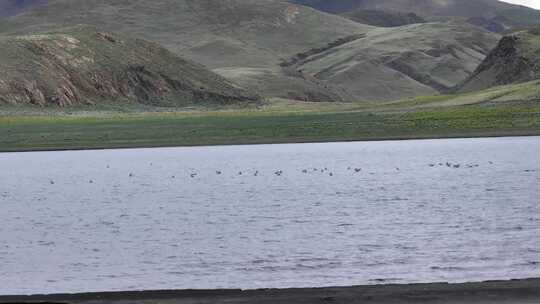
[1,102,540,152]
[2,81,540,152]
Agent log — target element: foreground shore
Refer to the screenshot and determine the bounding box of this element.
[2,279,540,304]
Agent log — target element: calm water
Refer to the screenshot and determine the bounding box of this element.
[1,137,540,295]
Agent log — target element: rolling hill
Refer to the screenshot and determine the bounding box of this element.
[0,0,374,102]
[341,9,426,27]
[281,22,500,101]
[460,28,540,92]
[0,25,259,107]
[290,0,540,32]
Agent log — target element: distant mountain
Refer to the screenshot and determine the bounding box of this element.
[341,9,426,27]
[460,28,540,92]
[0,0,46,17]
[0,26,259,107]
[289,0,540,32]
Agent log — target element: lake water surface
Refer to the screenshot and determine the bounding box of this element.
[1,137,540,295]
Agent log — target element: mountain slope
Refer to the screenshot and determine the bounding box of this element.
[341,9,426,27]
[290,0,540,32]
[0,0,503,103]
[0,0,46,18]
[0,26,259,107]
[460,28,540,92]
[0,0,371,102]
[0,0,371,68]
[282,22,500,101]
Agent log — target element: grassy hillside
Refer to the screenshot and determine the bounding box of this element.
[1,80,539,152]
[341,9,426,27]
[0,0,374,102]
[290,0,540,32]
[460,28,540,92]
[0,0,502,103]
[0,25,259,107]
[282,22,499,101]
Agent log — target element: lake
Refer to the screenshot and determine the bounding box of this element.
[1,137,539,295]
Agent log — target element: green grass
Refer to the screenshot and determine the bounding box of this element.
[2,80,540,152]
[1,103,540,152]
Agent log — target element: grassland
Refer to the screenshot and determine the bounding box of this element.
[1,80,540,152]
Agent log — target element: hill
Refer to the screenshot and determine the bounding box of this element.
[341,9,425,27]
[0,25,259,107]
[281,22,500,101]
[289,0,540,32]
[0,0,501,102]
[460,28,540,92]
[0,0,46,18]
[0,0,372,102]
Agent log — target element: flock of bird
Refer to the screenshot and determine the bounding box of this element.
[46,161,509,185]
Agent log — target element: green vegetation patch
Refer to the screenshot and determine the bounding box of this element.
[2,103,540,152]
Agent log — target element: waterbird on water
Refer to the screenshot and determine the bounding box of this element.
[216,171,222,175]
[190,173,197,178]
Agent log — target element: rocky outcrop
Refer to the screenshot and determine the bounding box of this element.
[459,29,540,92]
[0,26,259,107]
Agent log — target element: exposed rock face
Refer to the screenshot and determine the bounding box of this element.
[0,26,259,107]
[459,29,540,92]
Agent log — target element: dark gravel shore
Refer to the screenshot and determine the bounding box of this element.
[2,278,540,304]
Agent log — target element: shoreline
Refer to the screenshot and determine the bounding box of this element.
[2,101,540,153]
[2,278,540,303]
[1,131,540,154]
